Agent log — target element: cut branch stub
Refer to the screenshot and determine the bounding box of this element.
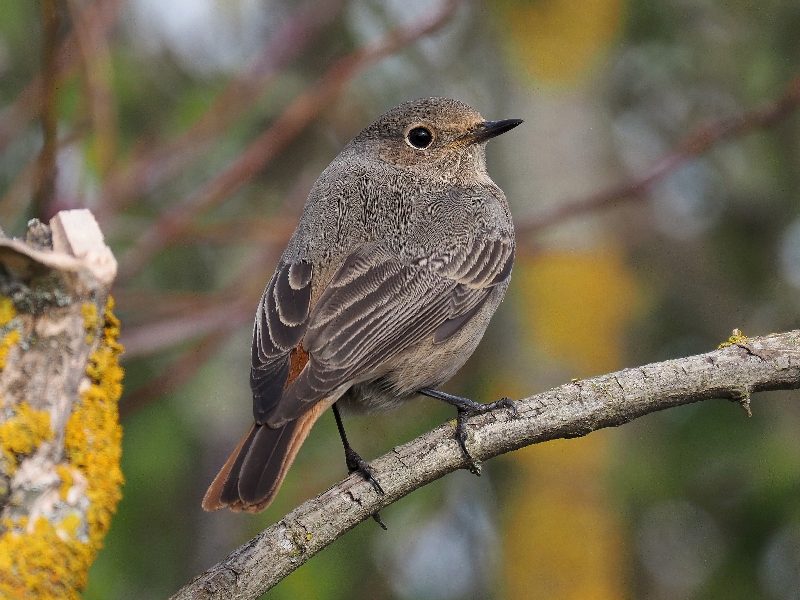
[0,209,124,599]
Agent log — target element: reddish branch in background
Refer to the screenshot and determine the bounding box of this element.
[116,0,464,280]
[518,75,800,236]
[96,0,347,220]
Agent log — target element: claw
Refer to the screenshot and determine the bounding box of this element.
[333,403,386,529]
[372,512,388,530]
[419,388,517,476]
[344,446,384,495]
[454,411,482,475]
[497,397,519,417]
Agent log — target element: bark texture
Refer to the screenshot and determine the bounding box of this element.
[173,329,800,600]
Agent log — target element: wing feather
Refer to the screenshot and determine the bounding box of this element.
[250,260,313,423]
[266,235,514,426]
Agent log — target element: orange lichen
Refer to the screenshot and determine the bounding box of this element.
[0,403,53,475]
[0,296,124,599]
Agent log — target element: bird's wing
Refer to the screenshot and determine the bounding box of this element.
[266,233,514,426]
[249,259,313,423]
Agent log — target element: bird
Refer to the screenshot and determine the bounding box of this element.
[203,97,522,514]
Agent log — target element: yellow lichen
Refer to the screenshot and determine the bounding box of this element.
[0,296,20,371]
[81,302,99,344]
[57,513,82,540]
[718,328,748,349]
[0,517,93,600]
[64,296,124,555]
[0,297,16,327]
[0,402,53,475]
[55,464,76,501]
[0,296,124,599]
[0,329,20,371]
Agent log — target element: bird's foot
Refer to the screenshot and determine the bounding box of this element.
[419,388,518,475]
[344,446,388,530]
[344,446,384,495]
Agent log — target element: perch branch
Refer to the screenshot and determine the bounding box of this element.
[172,330,800,600]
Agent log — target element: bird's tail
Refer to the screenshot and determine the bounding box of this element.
[202,404,326,513]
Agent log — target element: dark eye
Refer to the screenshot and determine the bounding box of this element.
[406,126,433,149]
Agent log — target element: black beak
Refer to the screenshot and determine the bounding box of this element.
[467,118,523,144]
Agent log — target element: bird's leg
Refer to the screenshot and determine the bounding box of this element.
[418,388,517,475]
[332,402,387,530]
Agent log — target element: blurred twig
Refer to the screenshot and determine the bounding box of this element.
[68,0,118,178]
[96,0,346,221]
[117,0,464,280]
[32,0,62,220]
[117,242,280,415]
[0,0,121,156]
[121,297,252,360]
[518,74,800,235]
[0,125,89,221]
[172,330,800,599]
[121,330,233,419]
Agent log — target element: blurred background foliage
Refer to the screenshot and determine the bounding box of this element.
[1,0,799,598]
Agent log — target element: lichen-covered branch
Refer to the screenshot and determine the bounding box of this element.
[0,210,123,599]
[173,330,800,600]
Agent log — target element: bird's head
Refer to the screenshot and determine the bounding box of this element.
[352,97,522,179]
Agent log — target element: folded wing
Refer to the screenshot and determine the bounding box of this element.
[266,234,514,426]
[250,259,313,423]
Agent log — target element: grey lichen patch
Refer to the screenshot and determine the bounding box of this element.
[24,219,53,250]
[276,524,297,555]
[0,275,74,315]
[277,520,311,559]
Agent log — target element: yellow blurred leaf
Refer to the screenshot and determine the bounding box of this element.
[502,245,641,599]
[493,0,625,84]
[504,437,626,600]
[517,246,642,375]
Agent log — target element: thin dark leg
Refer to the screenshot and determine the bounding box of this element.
[418,388,517,474]
[332,402,387,530]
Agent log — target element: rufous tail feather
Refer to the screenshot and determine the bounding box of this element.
[202,401,328,512]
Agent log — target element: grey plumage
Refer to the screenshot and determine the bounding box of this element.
[204,97,521,512]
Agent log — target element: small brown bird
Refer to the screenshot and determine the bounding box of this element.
[203,97,521,514]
